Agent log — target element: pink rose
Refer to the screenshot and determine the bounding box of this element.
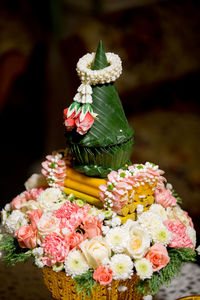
[145,243,170,272]
[42,233,69,266]
[81,215,102,239]
[15,225,37,249]
[26,209,43,230]
[11,195,27,210]
[63,108,76,131]
[75,112,94,135]
[154,187,177,208]
[93,266,113,285]
[164,220,194,248]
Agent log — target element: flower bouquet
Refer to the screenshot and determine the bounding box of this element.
[0,42,199,300]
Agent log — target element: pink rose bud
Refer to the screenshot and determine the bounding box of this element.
[75,112,94,135]
[63,108,76,131]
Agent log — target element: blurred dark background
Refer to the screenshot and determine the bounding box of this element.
[0,0,200,299]
[0,0,200,234]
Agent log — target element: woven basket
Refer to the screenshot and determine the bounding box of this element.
[42,267,143,300]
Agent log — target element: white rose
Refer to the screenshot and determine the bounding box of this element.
[37,212,60,239]
[37,188,64,212]
[80,237,111,269]
[21,200,42,212]
[126,225,150,259]
[24,173,47,190]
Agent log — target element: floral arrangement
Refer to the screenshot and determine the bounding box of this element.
[0,156,199,299]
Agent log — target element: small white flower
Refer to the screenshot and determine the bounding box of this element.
[4,204,11,212]
[138,211,163,231]
[102,226,110,235]
[32,247,44,268]
[136,204,144,214]
[3,210,27,235]
[117,285,127,292]
[135,258,153,280]
[65,250,89,276]
[53,263,64,272]
[37,188,63,212]
[111,217,121,227]
[110,254,133,280]
[186,226,196,247]
[196,245,200,255]
[151,226,171,246]
[105,227,129,253]
[166,183,173,190]
[98,213,106,221]
[149,204,168,221]
[143,295,153,300]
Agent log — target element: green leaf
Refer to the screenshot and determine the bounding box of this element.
[0,235,33,266]
[91,40,109,70]
[72,270,96,299]
[172,189,182,204]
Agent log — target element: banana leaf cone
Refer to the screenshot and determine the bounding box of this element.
[66,41,134,177]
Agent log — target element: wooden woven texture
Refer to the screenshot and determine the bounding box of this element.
[42,267,143,300]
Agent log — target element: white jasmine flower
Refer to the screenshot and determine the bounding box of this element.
[143,295,153,300]
[149,204,168,221]
[3,210,27,235]
[110,216,121,227]
[32,247,44,268]
[196,245,200,255]
[117,285,127,292]
[137,204,144,214]
[110,254,133,280]
[53,263,64,272]
[151,226,171,246]
[64,250,89,276]
[166,183,173,190]
[4,204,11,212]
[24,173,47,190]
[186,226,196,247]
[135,258,153,280]
[105,227,129,253]
[102,226,110,235]
[37,188,63,212]
[98,213,106,221]
[126,225,151,259]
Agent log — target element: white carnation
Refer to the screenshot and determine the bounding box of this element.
[3,210,27,235]
[138,211,163,231]
[149,204,168,221]
[105,227,129,253]
[110,254,133,280]
[37,188,63,212]
[65,250,89,276]
[135,258,153,280]
[32,247,45,268]
[186,226,196,247]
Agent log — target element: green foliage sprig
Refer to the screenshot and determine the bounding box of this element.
[172,189,182,204]
[72,270,96,299]
[136,247,196,296]
[0,234,32,266]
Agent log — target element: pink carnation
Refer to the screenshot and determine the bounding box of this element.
[53,201,79,229]
[145,243,170,272]
[93,266,113,285]
[81,215,102,239]
[68,232,85,249]
[23,188,45,201]
[154,187,177,208]
[11,188,44,210]
[42,233,69,266]
[15,225,37,249]
[11,195,27,210]
[164,220,194,248]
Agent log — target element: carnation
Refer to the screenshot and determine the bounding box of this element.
[186,226,196,247]
[110,254,133,280]
[135,258,153,280]
[149,204,168,221]
[3,210,27,235]
[138,211,163,232]
[64,250,89,276]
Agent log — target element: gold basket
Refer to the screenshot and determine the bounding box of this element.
[42,267,143,300]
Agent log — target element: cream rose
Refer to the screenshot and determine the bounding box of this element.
[80,237,111,269]
[37,188,64,212]
[37,212,60,239]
